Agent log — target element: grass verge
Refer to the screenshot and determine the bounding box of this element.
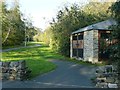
[2,42,40,50]
[2,42,59,79]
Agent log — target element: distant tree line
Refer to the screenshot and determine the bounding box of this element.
[33,27,52,45]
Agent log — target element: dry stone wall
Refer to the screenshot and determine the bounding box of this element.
[0,60,31,81]
[93,65,118,88]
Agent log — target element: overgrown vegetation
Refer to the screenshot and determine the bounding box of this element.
[35,2,113,57]
[2,1,38,47]
[33,27,52,45]
[110,1,120,86]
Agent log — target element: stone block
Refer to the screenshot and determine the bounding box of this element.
[108,83,118,88]
[1,60,31,81]
[96,82,108,88]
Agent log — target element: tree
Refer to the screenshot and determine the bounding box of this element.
[110,1,120,86]
[2,1,25,46]
[83,2,112,22]
[33,28,43,42]
[33,27,52,45]
[2,0,38,47]
[49,2,113,56]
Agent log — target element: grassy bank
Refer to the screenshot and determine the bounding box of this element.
[2,42,103,79]
[2,42,63,79]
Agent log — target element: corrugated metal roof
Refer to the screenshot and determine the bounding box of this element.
[72,19,117,34]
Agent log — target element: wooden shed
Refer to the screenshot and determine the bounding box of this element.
[70,19,117,63]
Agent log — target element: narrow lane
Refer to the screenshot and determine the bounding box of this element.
[1,44,41,52]
[2,60,97,88]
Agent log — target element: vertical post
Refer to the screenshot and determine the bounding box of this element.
[76,34,79,58]
[70,35,73,58]
[25,25,26,47]
[0,1,2,54]
[0,1,2,89]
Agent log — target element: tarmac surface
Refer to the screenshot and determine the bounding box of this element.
[2,60,97,88]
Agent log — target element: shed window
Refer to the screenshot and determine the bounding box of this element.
[78,49,83,58]
[78,35,83,40]
[101,33,111,39]
[73,49,77,57]
[73,35,77,40]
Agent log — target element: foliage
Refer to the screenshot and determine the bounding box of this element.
[2,42,57,79]
[2,1,38,47]
[2,1,25,46]
[33,27,53,45]
[48,2,112,57]
[43,27,53,45]
[110,1,120,85]
[83,2,112,21]
[26,27,38,42]
[33,29,43,42]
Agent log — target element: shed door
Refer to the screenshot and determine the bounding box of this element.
[72,33,83,58]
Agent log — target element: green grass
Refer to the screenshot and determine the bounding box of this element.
[66,58,105,66]
[2,43,24,49]
[2,42,63,79]
[2,42,104,79]
[2,42,41,50]
[26,41,42,46]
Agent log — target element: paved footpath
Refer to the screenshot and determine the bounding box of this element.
[2,60,97,88]
[0,44,41,52]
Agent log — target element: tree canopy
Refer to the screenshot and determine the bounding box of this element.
[2,1,38,47]
[43,2,113,56]
[110,0,120,86]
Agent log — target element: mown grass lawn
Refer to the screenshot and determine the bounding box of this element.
[2,42,65,79]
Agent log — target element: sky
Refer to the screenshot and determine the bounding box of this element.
[6,0,89,31]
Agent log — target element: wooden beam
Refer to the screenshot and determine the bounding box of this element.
[70,35,73,58]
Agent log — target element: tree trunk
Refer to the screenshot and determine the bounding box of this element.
[2,28,11,44]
